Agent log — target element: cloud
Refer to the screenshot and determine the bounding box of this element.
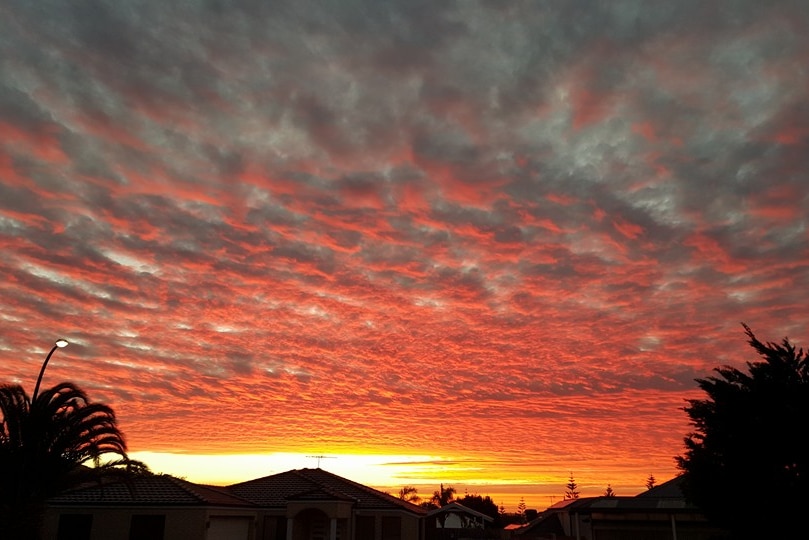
[1,0,808,505]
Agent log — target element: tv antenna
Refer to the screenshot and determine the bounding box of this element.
[306,455,335,468]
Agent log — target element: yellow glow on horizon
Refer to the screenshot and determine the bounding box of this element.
[127,451,653,512]
[129,451,455,488]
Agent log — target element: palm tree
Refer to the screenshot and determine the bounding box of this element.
[398,485,421,504]
[0,381,147,539]
[430,483,456,507]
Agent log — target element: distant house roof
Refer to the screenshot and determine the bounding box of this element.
[542,494,695,513]
[48,474,255,508]
[546,497,581,510]
[637,475,686,498]
[227,468,427,514]
[511,511,566,536]
[426,501,493,522]
[515,477,703,536]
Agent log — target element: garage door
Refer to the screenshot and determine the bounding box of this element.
[207,516,252,540]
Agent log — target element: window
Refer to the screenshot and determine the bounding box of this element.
[262,515,286,540]
[381,516,401,540]
[57,514,92,540]
[356,516,374,538]
[129,514,165,540]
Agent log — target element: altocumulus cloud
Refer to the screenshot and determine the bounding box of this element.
[1,0,807,501]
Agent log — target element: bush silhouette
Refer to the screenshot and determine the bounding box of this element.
[676,324,809,538]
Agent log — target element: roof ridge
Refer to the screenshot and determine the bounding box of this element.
[198,482,256,501]
[293,469,357,501]
[165,475,207,504]
[166,475,258,506]
[427,501,494,521]
[296,468,426,514]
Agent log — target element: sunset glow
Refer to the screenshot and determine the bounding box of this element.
[2,1,808,513]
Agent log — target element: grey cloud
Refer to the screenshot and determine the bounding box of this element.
[0,84,53,129]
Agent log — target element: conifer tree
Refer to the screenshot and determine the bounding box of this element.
[564,472,580,499]
[676,324,809,538]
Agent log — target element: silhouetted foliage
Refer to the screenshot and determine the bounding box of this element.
[419,483,457,528]
[397,485,421,504]
[516,497,527,523]
[604,484,615,497]
[645,473,656,490]
[0,382,148,539]
[457,493,500,526]
[425,483,455,509]
[676,324,809,539]
[564,472,579,499]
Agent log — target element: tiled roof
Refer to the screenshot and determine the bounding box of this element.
[517,480,714,537]
[512,512,565,536]
[637,475,686,498]
[50,468,429,514]
[543,491,698,514]
[426,501,494,522]
[48,475,256,508]
[228,468,427,514]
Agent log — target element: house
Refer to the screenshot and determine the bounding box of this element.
[42,474,259,540]
[228,467,427,540]
[44,467,426,540]
[510,476,730,540]
[425,501,495,539]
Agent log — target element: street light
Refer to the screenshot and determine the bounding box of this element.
[32,339,69,401]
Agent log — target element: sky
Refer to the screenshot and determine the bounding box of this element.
[1,0,808,512]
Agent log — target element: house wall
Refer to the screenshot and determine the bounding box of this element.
[549,510,730,540]
[336,510,422,540]
[251,507,422,540]
[287,500,355,519]
[44,501,420,540]
[256,511,286,540]
[443,513,464,528]
[42,506,257,540]
[286,507,350,540]
[399,512,421,540]
[590,513,729,540]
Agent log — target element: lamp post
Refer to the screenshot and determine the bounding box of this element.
[32,339,69,401]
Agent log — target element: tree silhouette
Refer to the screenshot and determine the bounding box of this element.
[397,485,421,504]
[420,483,457,528]
[676,324,809,539]
[564,472,579,499]
[517,497,527,523]
[645,473,656,490]
[604,484,615,497]
[428,483,456,508]
[0,382,147,539]
[457,493,500,525]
